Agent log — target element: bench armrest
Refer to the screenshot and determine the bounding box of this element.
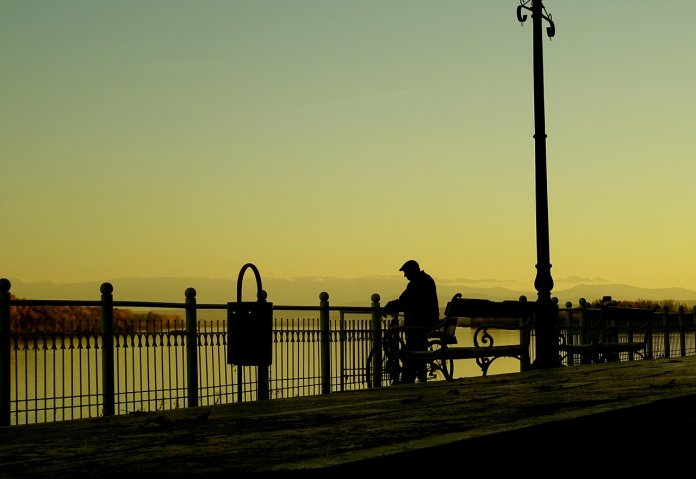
[473,318,533,347]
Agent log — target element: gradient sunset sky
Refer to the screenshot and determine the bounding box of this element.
[2,1,695,294]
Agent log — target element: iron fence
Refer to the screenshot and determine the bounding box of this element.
[2,278,695,427]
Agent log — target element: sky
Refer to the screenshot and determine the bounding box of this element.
[2,1,696,296]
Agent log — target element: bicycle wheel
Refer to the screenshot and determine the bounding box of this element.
[365,339,404,387]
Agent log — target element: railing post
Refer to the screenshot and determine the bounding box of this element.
[319,292,331,395]
[370,293,382,389]
[185,287,199,407]
[518,295,532,370]
[693,306,696,358]
[100,282,115,417]
[550,297,560,367]
[339,310,347,392]
[578,298,591,365]
[0,278,11,426]
[678,305,686,357]
[645,308,654,360]
[563,301,575,366]
[662,306,671,358]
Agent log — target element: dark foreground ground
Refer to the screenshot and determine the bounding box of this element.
[2,356,696,477]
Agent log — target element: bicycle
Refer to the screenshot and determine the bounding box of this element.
[365,312,454,387]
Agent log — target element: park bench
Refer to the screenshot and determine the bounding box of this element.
[381,293,535,381]
[557,305,654,365]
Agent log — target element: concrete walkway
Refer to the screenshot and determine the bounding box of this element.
[2,356,696,476]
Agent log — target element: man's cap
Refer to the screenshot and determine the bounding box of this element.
[399,260,420,272]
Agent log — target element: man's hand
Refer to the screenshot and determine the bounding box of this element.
[383,300,398,315]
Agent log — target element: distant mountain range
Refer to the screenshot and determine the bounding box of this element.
[6,276,696,309]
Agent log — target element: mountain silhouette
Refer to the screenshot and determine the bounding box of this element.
[6,277,696,309]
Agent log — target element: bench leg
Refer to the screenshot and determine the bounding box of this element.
[476,357,492,376]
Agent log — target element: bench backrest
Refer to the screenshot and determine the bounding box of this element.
[558,305,655,364]
[442,294,535,344]
[600,306,655,324]
[597,306,654,340]
[573,306,654,334]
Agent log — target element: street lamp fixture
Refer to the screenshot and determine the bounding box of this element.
[517,0,558,368]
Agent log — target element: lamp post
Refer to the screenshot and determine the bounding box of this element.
[517,0,558,368]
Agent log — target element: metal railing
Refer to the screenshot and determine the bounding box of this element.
[0,279,387,426]
[2,277,696,427]
[557,300,696,363]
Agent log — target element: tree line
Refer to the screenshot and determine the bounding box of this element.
[6,294,183,334]
[587,297,693,311]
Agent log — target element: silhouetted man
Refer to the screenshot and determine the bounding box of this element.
[384,260,440,383]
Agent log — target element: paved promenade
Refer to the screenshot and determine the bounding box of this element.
[2,356,696,477]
